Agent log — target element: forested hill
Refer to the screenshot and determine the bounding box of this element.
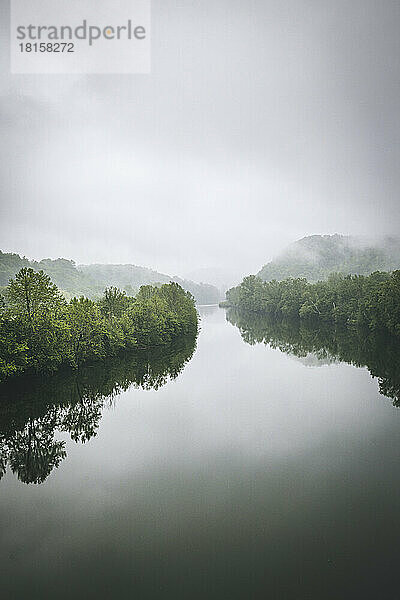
[0,252,98,297]
[0,251,220,304]
[79,264,220,304]
[257,234,400,282]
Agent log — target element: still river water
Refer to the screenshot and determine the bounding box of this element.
[0,305,399,599]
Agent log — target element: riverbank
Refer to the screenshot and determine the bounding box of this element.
[0,268,198,381]
[223,271,400,337]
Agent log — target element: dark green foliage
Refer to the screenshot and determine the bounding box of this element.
[224,270,400,337]
[0,269,198,381]
[98,286,129,319]
[257,234,400,282]
[6,267,66,325]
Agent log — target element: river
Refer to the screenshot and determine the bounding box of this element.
[0,305,399,599]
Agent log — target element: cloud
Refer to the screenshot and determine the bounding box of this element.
[0,0,399,277]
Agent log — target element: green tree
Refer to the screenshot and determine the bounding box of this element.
[67,297,105,365]
[6,268,65,331]
[0,271,198,381]
[99,286,129,319]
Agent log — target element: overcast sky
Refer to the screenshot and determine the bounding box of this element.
[0,0,399,278]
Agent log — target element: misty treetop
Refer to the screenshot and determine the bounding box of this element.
[257,234,400,282]
[223,270,400,338]
[0,267,198,381]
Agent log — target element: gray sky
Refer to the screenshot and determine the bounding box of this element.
[0,0,399,278]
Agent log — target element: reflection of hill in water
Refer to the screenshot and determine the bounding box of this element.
[226,309,400,406]
[292,353,339,368]
[0,335,197,485]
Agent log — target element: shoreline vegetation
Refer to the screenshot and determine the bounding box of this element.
[220,271,400,338]
[0,268,198,382]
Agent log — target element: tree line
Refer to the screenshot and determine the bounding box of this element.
[222,271,400,337]
[0,267,198,380]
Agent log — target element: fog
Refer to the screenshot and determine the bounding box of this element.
[0,0,399,280]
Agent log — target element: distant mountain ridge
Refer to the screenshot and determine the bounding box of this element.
[78,262,171,293]
[257,234,400,282]
[185,267,244,294]
[0,251,220,304]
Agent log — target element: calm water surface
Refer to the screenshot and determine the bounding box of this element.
[1,306,399,599]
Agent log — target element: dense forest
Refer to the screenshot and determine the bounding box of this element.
[0,250,220,304]
[0,335,196,484]
[223,270,400,338]
[258,234,400,282]
[0,267,198,381]
[226,309,400,406]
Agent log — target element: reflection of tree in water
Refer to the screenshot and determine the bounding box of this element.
[8,412,67,485]
[0,335,197,484]
[61,392,104,444]
[226,309,400,407]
